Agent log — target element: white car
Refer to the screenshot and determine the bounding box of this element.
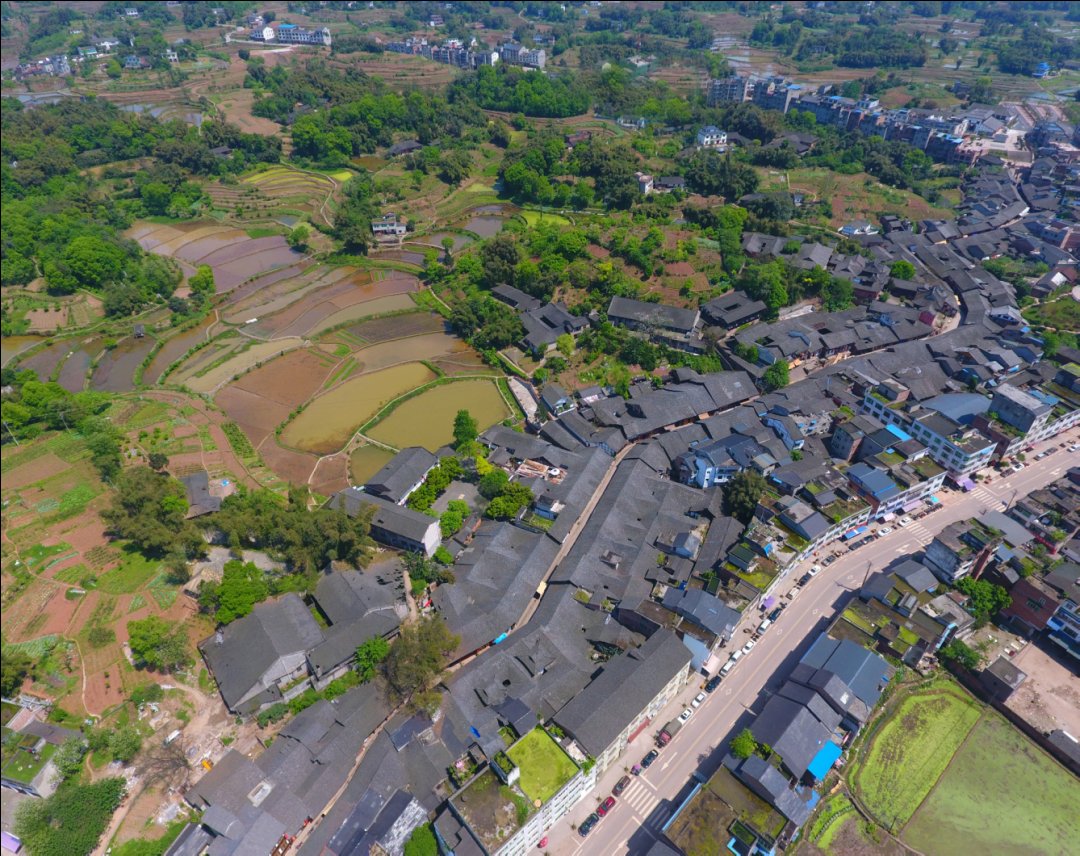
[879,526,893,535]
[808,565,822,577]
[678,708,693,723]
[741,639,756,655]
[898,516,912,527]
[692,692,707,708]
[1013,462,1025,471]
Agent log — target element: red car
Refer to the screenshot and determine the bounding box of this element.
[598,796,617,817]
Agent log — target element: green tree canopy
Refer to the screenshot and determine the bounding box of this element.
[127,617,190,672]
[955,578,1011,622]
[763,361,790,391]
[723,469,767,524]
[889,260,917,280]
[452,409,479,448]
[355,636,391,683]
[15,778,125,856]
[730,727,757,760]
[101,467,201,559]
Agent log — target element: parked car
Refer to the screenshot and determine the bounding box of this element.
[705,675,722,693]
[641,750,659,769]
[579,813,600,837]
[799,572,813,585]
[756,618,772,635]
[786,586,801,601]
[692,692,707,708]
[879,525,893,535]
[767,607,782,622]
[598,797,616,817]
[613,776,630,796]
[808,564,822,577]
[741,639,756,655]
[678,707,693,723]
[823,555,836,566]
[898,516,912,527]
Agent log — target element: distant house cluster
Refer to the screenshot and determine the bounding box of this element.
[383,37,545,70]
[248,22,332,46]
[706,72,1036,164]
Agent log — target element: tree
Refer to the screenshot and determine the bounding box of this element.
[730,727,757,760]
[147,452,169,472]
[956,578,1011,622]
[763,361,790,391]
[211,560,269,624]
[556,333,575,358]
[440,236,455,267]
[404,824,438,856]
[452,409,478,449]
[1,646,34,696]
[101,467,200,559]
[939,639,981,670]
[821,276,854,312]
[355,636,391,682]
[286,224,311,252]
[477,469,510,499]
[889,260,917,280]
[51,739,88,782]
[127,617,190,672]
[15,778,125,856]
[382,616,460,711]
[107,725,143,764]
[188,264,215,298]
[723,470,767,524]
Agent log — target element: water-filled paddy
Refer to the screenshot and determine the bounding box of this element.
[349,444,396,484]
[91,335,157,392]
[367,380,509,451]
[280,362,436,455]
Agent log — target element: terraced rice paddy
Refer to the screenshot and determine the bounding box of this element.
[127,221,303,292]
[57,338,105,393]
[0,336,40,366]
[204,165,340,226]
[16,341,69,379]
[367,379,510,451]
[280,362,437,455]
[90,335,157,392]
[143,317,216,384]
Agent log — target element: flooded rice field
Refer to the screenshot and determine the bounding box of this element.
[90,335,157,392]
[1,336,42,366]
[367,380,509,451]
[143,317,216,385]
[349,444,396,485]
[280,362,437,455]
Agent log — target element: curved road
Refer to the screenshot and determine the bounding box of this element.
[542,433,1078,856]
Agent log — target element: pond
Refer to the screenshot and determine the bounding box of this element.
[367,379,510,451]
[280,362,437,455]
[91,335,157,392]
[413,232,474,252]
[143,317,215,385]
[349,444,396,485]
[373,249,429,267]
[1,336,42,367]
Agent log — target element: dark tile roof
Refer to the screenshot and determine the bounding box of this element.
[363,447,438,503]
[608,296,699,334]
[799,636,894,708]
[554,630,690,756]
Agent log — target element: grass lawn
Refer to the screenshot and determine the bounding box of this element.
[849,678,980,832]
[902,714,1080,856]
[96,545,161,594]
[1023,296,1080,332]
[0,736,55,784]
[520,210,570,227]
[505,728,578,804]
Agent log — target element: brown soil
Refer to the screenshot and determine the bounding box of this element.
[3,452,71,489]
[231,348,335,408]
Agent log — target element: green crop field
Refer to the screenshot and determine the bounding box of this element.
[902,714,1080,856]
[505,728,578,805]
[96,546,161,594]
[849,679,980,831]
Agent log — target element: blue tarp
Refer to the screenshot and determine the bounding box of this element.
[844,525,869,540]
[928,495,941,505]
[807,741,843,781]
[885,423,913,442]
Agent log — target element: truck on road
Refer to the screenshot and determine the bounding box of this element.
[657,718,683,747]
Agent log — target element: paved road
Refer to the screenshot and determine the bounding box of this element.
[543,434,1079,856]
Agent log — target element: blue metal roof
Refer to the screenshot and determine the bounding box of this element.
[885,423,912,442]
[807,741,842,781]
